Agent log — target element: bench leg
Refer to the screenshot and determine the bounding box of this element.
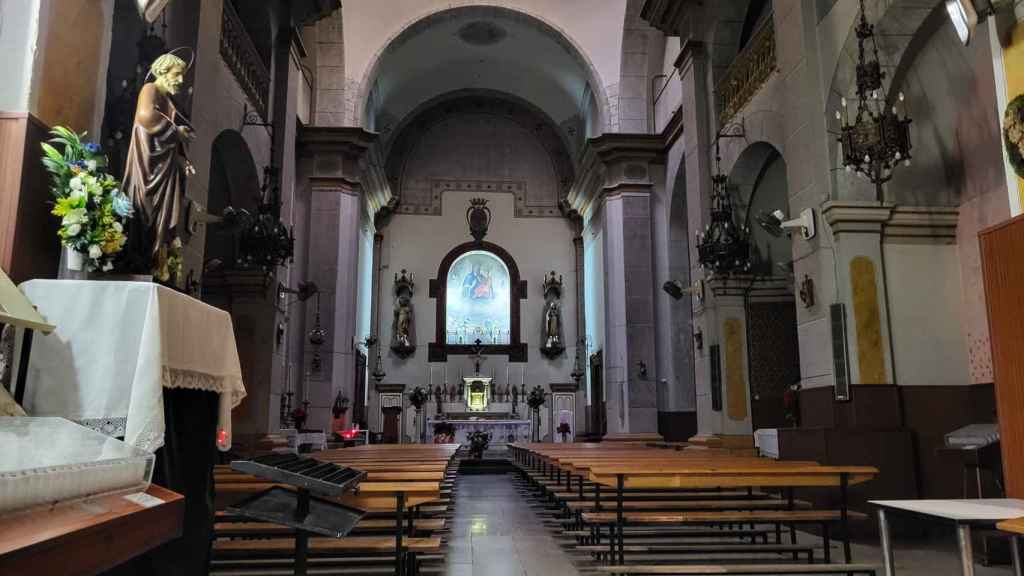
[823,522,832,564]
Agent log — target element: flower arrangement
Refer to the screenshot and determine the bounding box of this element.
[783,382,801,427]
[557,422,571,442]
[467,429,491,459]
[290,406,307,431]
[433,421,455,443]
[409,386,428,410]
[40,127,133,272]
[1004,94,1024,179]
[527,385,546,410]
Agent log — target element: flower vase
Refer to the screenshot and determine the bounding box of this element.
[58,246,89,280]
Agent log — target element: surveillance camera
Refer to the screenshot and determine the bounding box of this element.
[662,280,684,300]
[756,208,816,240]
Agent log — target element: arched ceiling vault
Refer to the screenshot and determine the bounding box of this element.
[359,5,605,143]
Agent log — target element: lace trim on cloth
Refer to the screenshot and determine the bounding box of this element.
[162,366,246,407]
[76,417,128,438]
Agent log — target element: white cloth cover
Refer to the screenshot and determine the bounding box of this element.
[14,280,246,452]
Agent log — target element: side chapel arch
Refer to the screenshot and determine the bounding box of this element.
[428,241,528,362]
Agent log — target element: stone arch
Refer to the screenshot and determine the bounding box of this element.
[355,3,610,134]
[205,130,260,267]
[727,141,790,276]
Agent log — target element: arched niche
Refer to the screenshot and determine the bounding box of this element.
[427,241,528,362]
[728,142,791,277]
[205,129,260,268]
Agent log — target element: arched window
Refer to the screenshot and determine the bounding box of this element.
[429,241,527,362]
[445,251,512,344]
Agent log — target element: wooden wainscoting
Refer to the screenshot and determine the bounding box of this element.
[0,113,59,282]
[980,213,1024,497]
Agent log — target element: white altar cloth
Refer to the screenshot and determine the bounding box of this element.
[13,280,246,452]
[428,418,531,448]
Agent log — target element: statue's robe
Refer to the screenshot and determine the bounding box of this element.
[122,83,188,274]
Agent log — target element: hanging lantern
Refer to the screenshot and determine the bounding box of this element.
[836,0,913,195]
[696,140,751,276]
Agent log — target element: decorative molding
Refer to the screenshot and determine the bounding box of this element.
[640,0,693,36]
[220,0,270,121]
[823,201,959,242]
[549,382,579,393]
[717,14,776,125]
[375,383,407,394]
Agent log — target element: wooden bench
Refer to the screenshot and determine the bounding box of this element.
[592,563,877,575]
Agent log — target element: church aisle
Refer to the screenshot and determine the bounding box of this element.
[444,473,582,576]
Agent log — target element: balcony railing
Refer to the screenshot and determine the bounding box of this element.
[717,14,777,124]
[220,0,270,121]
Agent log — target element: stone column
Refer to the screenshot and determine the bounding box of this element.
[675,41,717,436]
[297,127,376,430]
[590,135,664,433]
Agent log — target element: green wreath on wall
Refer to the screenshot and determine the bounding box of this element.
[1006,94,1024,179]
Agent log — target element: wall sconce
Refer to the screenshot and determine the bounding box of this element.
[693,327,704,351]
[799,275,815,308]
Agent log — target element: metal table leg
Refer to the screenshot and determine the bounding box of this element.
[878,509,895,576]
[395,491,406,576]
[1011,535,1021,576]
[956,524,975,576]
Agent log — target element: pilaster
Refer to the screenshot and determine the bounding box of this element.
[297,126,376,429]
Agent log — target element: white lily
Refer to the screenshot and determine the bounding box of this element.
[88,245,103,259]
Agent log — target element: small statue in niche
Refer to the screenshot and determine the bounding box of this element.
[121,51,196,283]
[540,271,565,358]
[390,269,416,358]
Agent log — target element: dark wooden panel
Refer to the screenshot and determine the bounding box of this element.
[798,384,901,430]
[657,411,697,442]
[0,113,59,283]
[980,214,1024,498]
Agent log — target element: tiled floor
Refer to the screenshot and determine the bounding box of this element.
[445,473,580,576]
[444,473,1018,576]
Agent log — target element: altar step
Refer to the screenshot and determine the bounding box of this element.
[457,458,515,475]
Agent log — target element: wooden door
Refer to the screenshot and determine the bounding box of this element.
[353,351,367,427]
[590,350,606,437]
[381,407,402,444]
[981,214,1024,497]
[746,300,800,430]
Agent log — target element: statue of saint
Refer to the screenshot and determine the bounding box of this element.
[122,52,195,282]
[544,299,562,348]
[393,294,413,348]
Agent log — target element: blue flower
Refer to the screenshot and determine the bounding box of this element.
[84,142,101,154]
[71,159,87,169]
[112,192,134,218]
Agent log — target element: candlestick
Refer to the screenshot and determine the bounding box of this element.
[521,365,525,387]
[506,366,509,388]
[443,365,447,386]
[429,365,433,387]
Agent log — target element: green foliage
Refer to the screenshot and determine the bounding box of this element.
[1004,95,1024,179]
[40,127,131,272]
[527,385,546,410]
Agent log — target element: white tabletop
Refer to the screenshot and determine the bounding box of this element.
[870,499,1024,522]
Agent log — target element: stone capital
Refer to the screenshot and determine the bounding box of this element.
[822,201,895,236]
[569,133,664,217]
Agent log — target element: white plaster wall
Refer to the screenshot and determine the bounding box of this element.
[584,211,606,406]
[884,242,970,388]
[0,0,41,113]
[654,36,682,134]
[378,190,578,392]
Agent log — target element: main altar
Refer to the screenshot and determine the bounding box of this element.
[425,376,531,450]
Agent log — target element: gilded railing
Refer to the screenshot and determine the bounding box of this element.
[220,0,270,121]
[717,14,776,124]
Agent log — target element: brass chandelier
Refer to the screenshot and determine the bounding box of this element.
[836,0,913,195]
[696,138,751,276]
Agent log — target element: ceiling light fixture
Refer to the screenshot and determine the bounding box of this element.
[944,0,1013,45]
[836,0,913,199]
